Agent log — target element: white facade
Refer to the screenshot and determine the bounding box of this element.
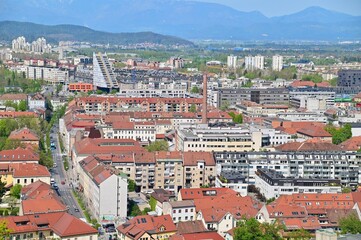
[276,112,328,123]
[227,55,237,69]
[215,177,248,197]
[14,176,51,187]
[79,161,127,221]
[245,55,264,70]
[255,174,341,200]
[163,201,196,223]
[28,96,45,110]
[102,123,156,142]
[93,52,119,89]
[197,211,236,236]
[23,66,68,83]
[272,55,283,71]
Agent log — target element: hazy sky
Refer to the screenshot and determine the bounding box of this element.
[190,0,361,17]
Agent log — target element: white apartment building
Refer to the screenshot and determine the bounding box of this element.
[255,168,342,199]
[79,156,127,221]
[102,121,156,142]
[28,93,45,110]
[215,170,248,196]
[276,112,328,123]
[272,55,283,71]
[163,200,196,223]
[176,124,262,152]
[245,55,264,70]
[215,151,360,186]
[249,125,293,146]
[289,91,335,109]
[227,55,237,69]
[117,89,187,98]
[23,66,69,83]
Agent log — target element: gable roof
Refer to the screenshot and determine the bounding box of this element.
[1,212,97,237]
[0,147,39,162]
[176,220,207,234]
[275,140,342,152]
[340,136,361,151]
[117,215,177,239]
[8,127,39,141]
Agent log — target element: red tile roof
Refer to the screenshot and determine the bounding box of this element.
[275,140,342,152]
[1,212,97,237]
[79,156,115,185]
[11,163,50,178]
[171,232,224,240]
[0,93,27,101]
[182,152,215,166]
[176,220,207,234]
[73,138,143,155]
[8,127,39,141]
[117,215,177,239]
[340,136,361,151]
[0,147,39,163]
[296,126,332,138]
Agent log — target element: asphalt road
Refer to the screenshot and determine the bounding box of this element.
[50,124,84,219]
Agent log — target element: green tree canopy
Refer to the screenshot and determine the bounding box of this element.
[2,139,25,151]
[229,112,243,124]
[287,228,312,240]
[0,220,12,239]
[324,123,352,145]
[301,74,323,83]
[191,86,200,94]
[0,180,6,202]
[10,184,22,199]
[340,213,361,234]
[18,100,27,111]
[145,140,169,152]
[128,179,136,192]
[234,218,283,240]
[189,104,197,113]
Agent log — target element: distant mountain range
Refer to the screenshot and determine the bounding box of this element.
[0,21,193,46]
[0,0,360,41]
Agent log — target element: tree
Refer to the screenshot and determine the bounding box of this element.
[301,74,323,83]
[324,123,352,145]
[3,196,18,212]
[228,112,243,124]
[128,179,136,192]
[191,86,199,94]
[0,220,11,239]
[145,140,169,152]
[0,180,6,202]
[339,213,361,234]
[18,100,27,111]
[10,184,22,199]
[220,100,230,111]
[2,139,25,150]
[149,196,157,211]
[234,218,283,240]
[189,104,197,113]
[287,228,312,240]
[110,89,118,94]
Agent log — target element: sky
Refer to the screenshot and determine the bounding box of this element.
[190,0,361,17]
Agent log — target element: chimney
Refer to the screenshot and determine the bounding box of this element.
[202,73,207,124]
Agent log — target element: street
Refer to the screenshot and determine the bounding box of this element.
[50,123,84,219]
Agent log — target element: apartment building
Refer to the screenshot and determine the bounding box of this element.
[163,200,196,223]
[118,88,187,98]
[183,152,216,188]
[28,93,45,110]
[255,168,341,199]
[154,152,184,194]
[176,124,261,152]
[338,69,361,87]
[276,112,328,123]
[215,170,248,196]
[227,55,237,69]
[235,101,288,118]
[101,120,156,142]
[8,127,40,148]
[93,52,119,91]
[215,149,360,186]
[245,55,264,70]
[215,88,289,108]
[272,55,283,71]
[0,147,39,164]
[74,96,202,113]
[24,66,69,84]
[78,156,127,221]
[0,93,27,105]
[68,83,94,92]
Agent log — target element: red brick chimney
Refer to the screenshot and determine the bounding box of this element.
[202,73,208,124]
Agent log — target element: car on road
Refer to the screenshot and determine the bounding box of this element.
[74,208,79,212]
[61,180,65,185]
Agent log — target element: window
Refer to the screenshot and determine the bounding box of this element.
[173,210,176,213]
[178,209,181,213]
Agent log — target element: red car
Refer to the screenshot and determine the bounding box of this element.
[61,180,66,185]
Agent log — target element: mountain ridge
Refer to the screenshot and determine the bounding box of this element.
[0,0,360,40]
[0,21,194,45]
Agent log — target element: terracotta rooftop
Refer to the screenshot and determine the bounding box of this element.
[79,156,116,185]
[340,136,361,151]
[12,163,50,178]
[176,220,207,234]
[182,152,215,166]
[275,140,342,152]
[0,147,39,162]
[1,212,97,237]
[8,127,39,141]
[117,215,177,239]
[171,232,224,240]
[0,93,27,101]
